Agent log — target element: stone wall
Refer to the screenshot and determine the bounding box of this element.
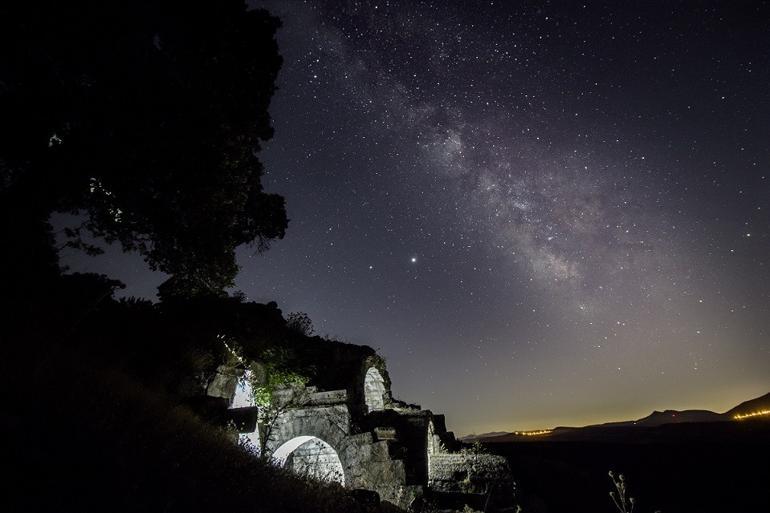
[428,452,513,495]
[206,363,241,402]
[340,432,413,506]
[286,437,346,485]
[265,403,351,455]
[206,345,514,512]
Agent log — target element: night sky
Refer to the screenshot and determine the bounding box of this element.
[61,1,770,434]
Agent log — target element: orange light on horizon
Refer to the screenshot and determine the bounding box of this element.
[733,409,770,420]
[513,429,553,436]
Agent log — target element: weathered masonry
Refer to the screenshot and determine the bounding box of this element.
[206,347,514,511]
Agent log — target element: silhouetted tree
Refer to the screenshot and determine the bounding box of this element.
[0,0,287,298]
[286,311,315,336]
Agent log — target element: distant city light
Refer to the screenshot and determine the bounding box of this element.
[733,409,770,420]
[513,429,552,436]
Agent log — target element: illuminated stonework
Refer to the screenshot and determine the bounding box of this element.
[364,367,386,412]
[273,436,345,485]
[231,369,255,408]
[208,352,513,511]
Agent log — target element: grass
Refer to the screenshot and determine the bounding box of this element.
[5,348,399,513]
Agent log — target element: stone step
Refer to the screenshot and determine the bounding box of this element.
[272,387,347,406]
[373,426,397,441]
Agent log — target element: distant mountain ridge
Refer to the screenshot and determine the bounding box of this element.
[460,431,509,441]
[464,392,770,442]
[725,392,770,418]
[580,408,725,428]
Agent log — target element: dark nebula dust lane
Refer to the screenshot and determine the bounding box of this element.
[62,1,770,433]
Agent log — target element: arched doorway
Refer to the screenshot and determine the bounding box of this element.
[272,436,345,485]
[426,419,441,478]
[231,370,261,454]
[231,369,254,408]
[364,367,386,412]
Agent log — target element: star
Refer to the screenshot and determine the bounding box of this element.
[52,0,770,436]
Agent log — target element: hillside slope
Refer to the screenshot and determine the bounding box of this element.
[5,349,397,513]
[725,392,770,418]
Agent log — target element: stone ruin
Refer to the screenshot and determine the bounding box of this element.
[206,345,515,512]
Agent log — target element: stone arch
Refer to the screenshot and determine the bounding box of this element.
[272,436,345,485]
[263,393,351,463]
[364,367,387,412]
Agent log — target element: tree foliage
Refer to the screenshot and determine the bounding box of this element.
[0,0,287,297]
[286,311,315,336]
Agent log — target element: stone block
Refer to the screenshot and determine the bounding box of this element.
[374,426,397,440]
[428,453,513,495]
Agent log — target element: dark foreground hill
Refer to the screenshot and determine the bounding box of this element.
[485,419,770,513]
[462,394,770,512]
[4,347,398,513]
[465,392,770,443]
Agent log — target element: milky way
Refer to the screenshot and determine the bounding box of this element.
[62,1,770,432]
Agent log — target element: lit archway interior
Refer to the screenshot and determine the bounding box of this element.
[272,436,345,485]
[364,367,386,412]
[231,369,254,408]
[231,369,261,454]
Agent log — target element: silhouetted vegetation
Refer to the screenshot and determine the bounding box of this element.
[2,272,396,512]
[286,311,315,336]
[483,423,770,513]
[0,2,394,511]
[5,337,399,513]
[1,0,287,299]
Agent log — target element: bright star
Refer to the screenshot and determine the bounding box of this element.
[410,256,417,263]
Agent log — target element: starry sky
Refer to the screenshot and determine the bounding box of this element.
[61,1,770,434]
